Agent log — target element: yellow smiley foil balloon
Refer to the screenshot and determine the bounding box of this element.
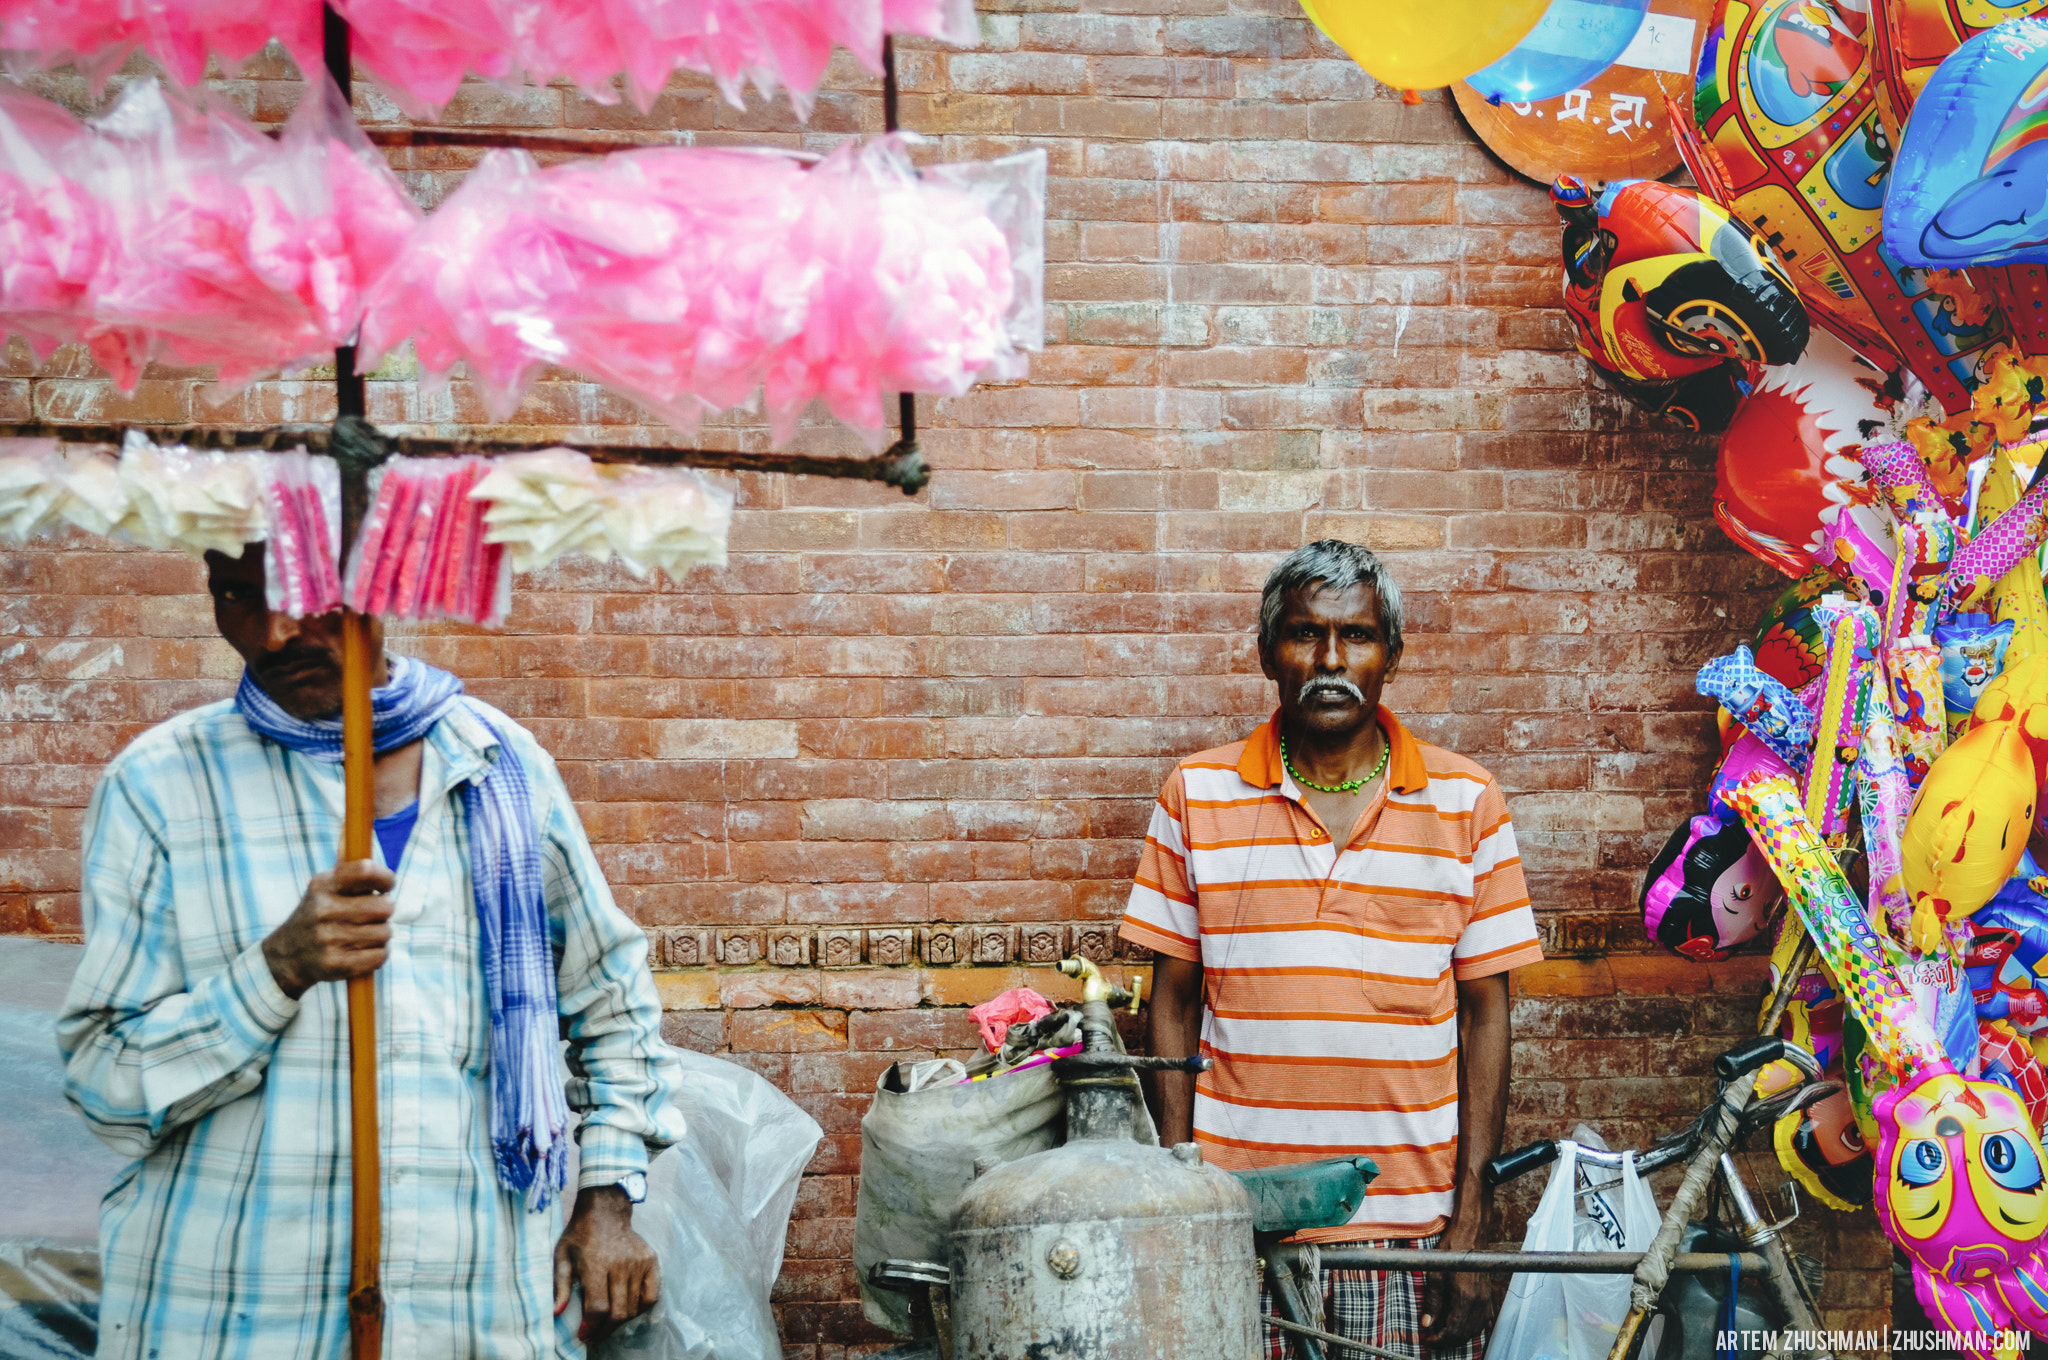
[1877,1064,2048,1350]
[1301,0,1548,91]
[1903,709,2048,954]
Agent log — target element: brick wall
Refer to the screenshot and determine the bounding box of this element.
[0,2,1889,1350]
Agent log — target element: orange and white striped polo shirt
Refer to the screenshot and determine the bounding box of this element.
[1119,707,1542,1239]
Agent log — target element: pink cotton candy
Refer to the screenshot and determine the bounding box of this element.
[0,0,322,90]
[0,77,421,392]
[330,0,976,118]
[361,136,1032,445]
[330,0,519,117]
[2,0,976,120]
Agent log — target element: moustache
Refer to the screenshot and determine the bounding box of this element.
[1297,677,1365,704]
[254,647,338,678]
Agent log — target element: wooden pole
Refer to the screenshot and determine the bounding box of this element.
[340,612,381,1360]
[322,8,382,1357]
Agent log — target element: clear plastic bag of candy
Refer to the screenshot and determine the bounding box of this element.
[262,449,343,618]
[360,136,1025,446]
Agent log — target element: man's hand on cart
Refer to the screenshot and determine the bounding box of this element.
[1422,1208,1492,1345]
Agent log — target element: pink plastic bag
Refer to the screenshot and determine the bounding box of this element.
[360,136,1026,445]
[0,0,322,90]
[342,456,509,626]
[262,449,343,619]
[0,76,421,392]
[87,77,421,389]
[331,0,978,118]
[968,987,1054,1053]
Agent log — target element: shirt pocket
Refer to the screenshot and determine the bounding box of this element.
[1353,895,1457,1021]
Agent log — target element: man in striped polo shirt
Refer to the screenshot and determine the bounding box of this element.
[1121,539,1544,1360]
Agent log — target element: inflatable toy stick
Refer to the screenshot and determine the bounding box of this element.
[1942,457,2048,617]
[1806,598,1882,834]
[1861,700,1918,936]
[1889,635,1949,785]
[1954,440,2048,674]
[1732,773,1948,1074]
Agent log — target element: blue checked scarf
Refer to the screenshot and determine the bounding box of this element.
[236,654,570,1211]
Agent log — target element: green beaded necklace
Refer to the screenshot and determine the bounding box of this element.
[1281,728,1388,794]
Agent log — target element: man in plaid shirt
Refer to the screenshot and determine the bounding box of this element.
[60,545,684,1359]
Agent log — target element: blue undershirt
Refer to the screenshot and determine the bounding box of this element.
[373,800,419,871]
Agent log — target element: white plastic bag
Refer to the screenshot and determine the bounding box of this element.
[1483,1141,1661,1360]
[595,1049,823,1360]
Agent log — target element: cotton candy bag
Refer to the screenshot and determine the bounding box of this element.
[361,136,1033,446]
[86,76,421,390]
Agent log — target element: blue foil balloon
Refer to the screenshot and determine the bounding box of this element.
[1464,0,1650,105]
[1887,17,2048,269]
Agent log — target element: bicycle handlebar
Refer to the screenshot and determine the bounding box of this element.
[1714,1036,1787,1081]
[1485,1139,1559,1186]
[1485,1039,1824,1186]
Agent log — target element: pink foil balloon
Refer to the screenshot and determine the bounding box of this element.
[1877,1064,2048,1358]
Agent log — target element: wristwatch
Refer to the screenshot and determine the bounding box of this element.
[615,1172,647,1205]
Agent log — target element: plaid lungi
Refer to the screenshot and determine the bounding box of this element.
[1262,1235,1489,1360]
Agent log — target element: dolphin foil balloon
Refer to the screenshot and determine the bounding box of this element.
[1888,18,2048,270]
[1876,1064,2048,1355]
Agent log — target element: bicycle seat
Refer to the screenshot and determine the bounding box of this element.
[1231,1156,1379,1235]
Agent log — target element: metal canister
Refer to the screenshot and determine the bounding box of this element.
[946,959,1257,1359]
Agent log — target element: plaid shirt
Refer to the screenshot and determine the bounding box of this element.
[59,696,684,1360]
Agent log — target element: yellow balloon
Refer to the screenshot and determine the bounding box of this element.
[1304,0,1550,91]
[1972,655,2048,731]
[1902,708,2048,952]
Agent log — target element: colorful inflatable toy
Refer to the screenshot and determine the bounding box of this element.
[1902,708,2048,952]
[1732,773,1949,1072]
[1681,0,2013,412]
[1553,174,1808,431]
[1937,614,2018,740]
[1776,1084,1874,1210]
[1980,1018,2048,1136]
[1968,882,2048,1058]
[1876,1064,2048,1357]
[1752,568,1835,691]
[1871,0,2048,136]
[1465,0,1649,106]
[1698,645,1816,772]
[1887,18,2048,270]
[1714,331,1901,577]
[1640,812,1777,961]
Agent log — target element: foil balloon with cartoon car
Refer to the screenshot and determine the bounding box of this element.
[1680,0,2017,412]
[1552,173,1809,430]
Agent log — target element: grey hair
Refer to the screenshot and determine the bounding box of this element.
[1257,540,1404,661]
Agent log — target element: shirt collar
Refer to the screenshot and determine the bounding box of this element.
[1239,705,1426,795]
[423,699,502,792]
